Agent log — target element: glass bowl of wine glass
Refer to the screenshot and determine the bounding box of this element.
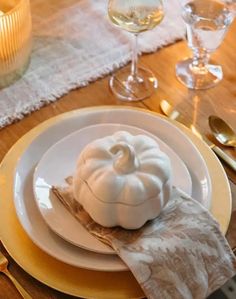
[176,0,234,90]
[108,0,164,101]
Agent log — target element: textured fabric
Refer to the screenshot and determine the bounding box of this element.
[0,0,185,128]
[53,183,236,299]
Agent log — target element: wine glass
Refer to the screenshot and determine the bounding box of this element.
[108,0,164,101]
[176,0,234,90]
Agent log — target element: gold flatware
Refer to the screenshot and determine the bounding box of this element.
[160,99,236,172]
[209,115,236,148]
[0,251,32,299]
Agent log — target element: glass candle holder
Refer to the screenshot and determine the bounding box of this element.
[0,0,32,88]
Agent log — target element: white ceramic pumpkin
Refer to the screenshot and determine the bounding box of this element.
[73,131,172,229]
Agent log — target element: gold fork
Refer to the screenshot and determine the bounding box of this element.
[0,251,32,299]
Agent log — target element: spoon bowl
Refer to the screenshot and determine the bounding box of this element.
[208,115,236,148]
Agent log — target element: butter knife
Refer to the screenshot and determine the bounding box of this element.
[160,100,236,172]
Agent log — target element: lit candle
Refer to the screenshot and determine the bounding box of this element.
[0,7,15,61]
[0,0,32,87]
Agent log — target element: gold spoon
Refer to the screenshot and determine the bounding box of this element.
[208,115,236,148]
[0,251,32,298]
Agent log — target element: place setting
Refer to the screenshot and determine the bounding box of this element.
[0,104,235,298]
[0,0,236,299]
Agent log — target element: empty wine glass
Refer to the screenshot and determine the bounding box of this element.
[176,0,234,89]
[108,0,164,101]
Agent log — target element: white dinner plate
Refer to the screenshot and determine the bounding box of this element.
[13,107,212,272]
[33,123,192,255]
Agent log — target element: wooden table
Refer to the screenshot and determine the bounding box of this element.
[0,17,236,299]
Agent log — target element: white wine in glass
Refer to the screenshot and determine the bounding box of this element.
[108,0,164,101]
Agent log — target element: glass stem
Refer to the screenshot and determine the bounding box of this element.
[130,33,139,79]
[191,48,210,74]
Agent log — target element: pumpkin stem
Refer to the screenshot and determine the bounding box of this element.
[110,142,139,174]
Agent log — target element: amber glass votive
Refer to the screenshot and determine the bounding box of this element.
[0,0,32,88]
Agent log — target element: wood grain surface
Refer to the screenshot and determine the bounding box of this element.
[0,15,235,299]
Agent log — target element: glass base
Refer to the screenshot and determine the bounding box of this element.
[176,58,223,90]
[0,57,30,89]
[109,65,158,102]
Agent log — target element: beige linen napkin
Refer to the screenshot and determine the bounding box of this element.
[52,179,236,299]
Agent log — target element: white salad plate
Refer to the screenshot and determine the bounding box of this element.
[12,107,212,272]
[33,123,192,255]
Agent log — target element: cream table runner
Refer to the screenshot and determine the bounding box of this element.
[0,0,185,128]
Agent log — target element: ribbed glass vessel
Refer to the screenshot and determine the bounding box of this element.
[0,0,32,88]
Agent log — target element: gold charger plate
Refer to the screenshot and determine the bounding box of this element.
[0,106,231,298]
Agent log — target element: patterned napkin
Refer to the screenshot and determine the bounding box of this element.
[52,179,236,299]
